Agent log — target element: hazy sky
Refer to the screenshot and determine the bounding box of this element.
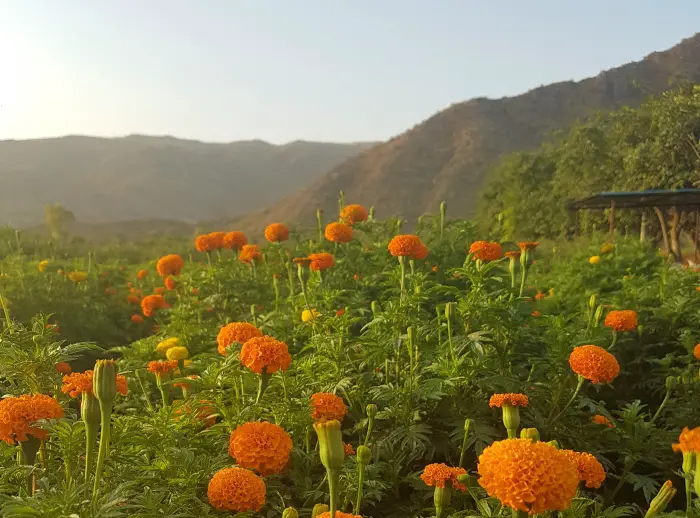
[1,1,698,144]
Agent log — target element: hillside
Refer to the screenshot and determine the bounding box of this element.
[0,136,375,227]
[237,33,700,230]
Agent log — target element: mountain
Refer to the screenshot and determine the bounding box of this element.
[0,135,375,227]
[236,33,700,231]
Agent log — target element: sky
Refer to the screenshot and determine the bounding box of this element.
[1,1,699,144]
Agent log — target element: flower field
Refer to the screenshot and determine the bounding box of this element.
[1,202,700,518]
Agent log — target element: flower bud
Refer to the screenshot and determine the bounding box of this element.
[371,300,379,317]
[313,420,345,473]
[546,440,560,449]
[433,486,452,518]
[366,403,378,419]
[464,418,473,433]
[593,304,604,327]
[81,392,101,428]
[501,404,520,438]
[683,451,696,474]
[445,302,453,320]
[520,428,540,442]
[282,507,299,518]
[311,504,329,518]
[440,201,447,217]
[456,473,472,488]
[93,360,118,405]
[368,207,375,219]
[357,445,372,465]
[645,480,676,517]
[665,375,677,392]
[589,294,597,309]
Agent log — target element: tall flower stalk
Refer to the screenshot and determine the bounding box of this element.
[92,359,118,498]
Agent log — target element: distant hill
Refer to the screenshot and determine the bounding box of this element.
[236,33,700,230]
[0,135,375,227]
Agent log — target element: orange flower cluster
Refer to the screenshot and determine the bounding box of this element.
[310,392,347,422]
[604,310,637,332]
[421,463,468,491]
[217,322,263,356]
[173,399,216,428]
[469,241,503,261]
[195,232,227,252]
[55,362,71,375]
[137,269,149,280]
[518,242,540,251]
[569,345,620,384]
[164,276,177,291]
[489,393,529,408]
[388,234,428,258]
[561,450,606,488]
[207,467,266,512]
[62,370,128,398]
[477,438,579,514]
[229,421,293,476]
[344,442,355,457]
[239,244,262,264]
[341,204,368,225]
[0,394,65,443]
[141,294,169,317]
[156,254,185,277]
[592,415,614,428]
[317,513,362,518]
[223,231,248,250]
[672,427,700,453]
[325,222,354,243]
[264,223,290,243]
[240,336,292,374]
[147,360,179,374]
[308,252,335,272]
[504,250,521,259]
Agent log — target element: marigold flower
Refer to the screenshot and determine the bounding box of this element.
[156,254,185,277]
[569,345,620,384]
[535,291,545,301]
[147,360,179,374]
[38,260,50,272]
[0,394,65,443]
[592,415,613,428]
[239,244,262,264]
[469,241,503,261]
[310,392,347,422]
[223,231,248,250]
[264,223,290,243]
[477,438,579,514]
[604,310,637,332]
[344,442,355,457]
[166,346,189,361]
[340,204,368,225]
[131,314,144,323]
[411,241,429,260]
[336,308,346,317]
[302,309,320,322]
[489,393,529,408]
[531,310,542,317]
[601,243,615,254]
[561,450,606,488]
[308,253,335,271]
[162,276,176,291]
[694,344,700,360]
[293,256,313,268]
[127,294,140,305]
[217,322,262,356]
[388,234,424,257]
[240,335,292,374]
[421,463,468,491]
[208,231,226,249]
[141,294,169,317]
[325,222,353,243]
[156,337,180,356]
[207,467,266,512]
[229,421,293,476]
[195,234,215,252]
[154,287,165,295]
[55,362,71,375]
[518,242,539,251]
[68,271,88,283]
[672,427,700,453]
[504,251,521,259]
[61,370,128,398]
[137,269,149,280]
[589,255,601,265]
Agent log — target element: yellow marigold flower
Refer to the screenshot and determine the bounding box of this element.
[477,438,579,514]
[302,309,320,322]
[604,310,637,332]
[166,346,189,361]
[672,427,700,453]
[592,414,613,428]
[240,336,292,374]
[601,243,615,254]
[229,421,293,476]
[156,337,180,356]
[308,253,335,271]
[0,394,65,443]
[207,467,266,512]
[325,222,353,243]
[310,392,347,422]
[38,260,50,272]
[388,234,423,257]
[264,223,290,243]
[589,255,601,265]
[222,231,248,250]
[216,322,262,356]
[561,450,606,488]
[421,463,468,491]
[340,204,368,225]
[156,254,184,277]
[469,241,503,261]
[569,345,620,384]
[489,393,529,408]
[68,271,88,283]
[694,343,700,360]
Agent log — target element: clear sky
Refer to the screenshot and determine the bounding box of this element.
[1,1,698,144]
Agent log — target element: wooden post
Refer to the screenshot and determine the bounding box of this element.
[609,200,615,239]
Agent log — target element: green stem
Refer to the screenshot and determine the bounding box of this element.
[355,462,365,514]
[650,390,671,425]
[686,476,693,516]
[446,310,456,366]
[256,372,271,404]
[84,420,98,485]
[328,469,339,518]
[398,256,406,299]
[20,435,40,495]
[609,330,618,350]
[92,403,112,498]
[548,376,585,427]
[364,418,374,447]
[159,386,170,408]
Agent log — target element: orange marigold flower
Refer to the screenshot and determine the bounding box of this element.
[293,256,313,268]
[489,393,529,408]
[535,291,545,301]
[694,344,700,360]
[207,467,266,512]
[195,234,214,252]
[309,252,335,271]
[173,398,216,428]
[421,463,468,491]
[531,310,542,317]
[127,294,140,305]
[141,294,169,317]
[156,254,185,277]
[239,244,262,264]
[154,287,165,295]
[477,438,579,515]
[344,442,355,457]
[217,322,263,356]
[147,360,179,374]
[164,276,177,291]
[310,392,347,422]
[561,450,606,488]
[264,223,290,243]
[229,421,293,476]
[518,241,540,251]
[604,310,637,332]
[61,370,128,398]
[592,414,614,428]
[240,335,292,374]
[412,241,429,260]
[131,314,144,323]
[340,204,368,225]
[137,269,149,280]
[504,250,521,259]
[469,241,503,261]
[222,231,248,250]
[388,234,423,257]
[317,513,362,518]
[0,394,65,443]
[569,345,620,384]
[325,222,353,243]
[672,427,700,453]
[208,231,226,249]
[55,362,71,375]
[336,308,346,317]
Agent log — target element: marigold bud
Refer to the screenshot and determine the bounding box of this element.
[546,439,560,449]
[282,507,299,518]
[520,428,540,442]
[313,420,345,473]
[683,451,695,474]
[594,304,604,326]
[357,445,371,465]
[433,486,452,518]
[445,302,453,319]
[81,392,101,428]
[371,300,379,316]
[366,403,378,419]
[500,403,521,438]
[665,376,677,392]
[464,418,473,433]
[456,473,471,488]
[93,360,118,405]
[589,294,597,309]
[645,480,676,517]
[311,504,329,518]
